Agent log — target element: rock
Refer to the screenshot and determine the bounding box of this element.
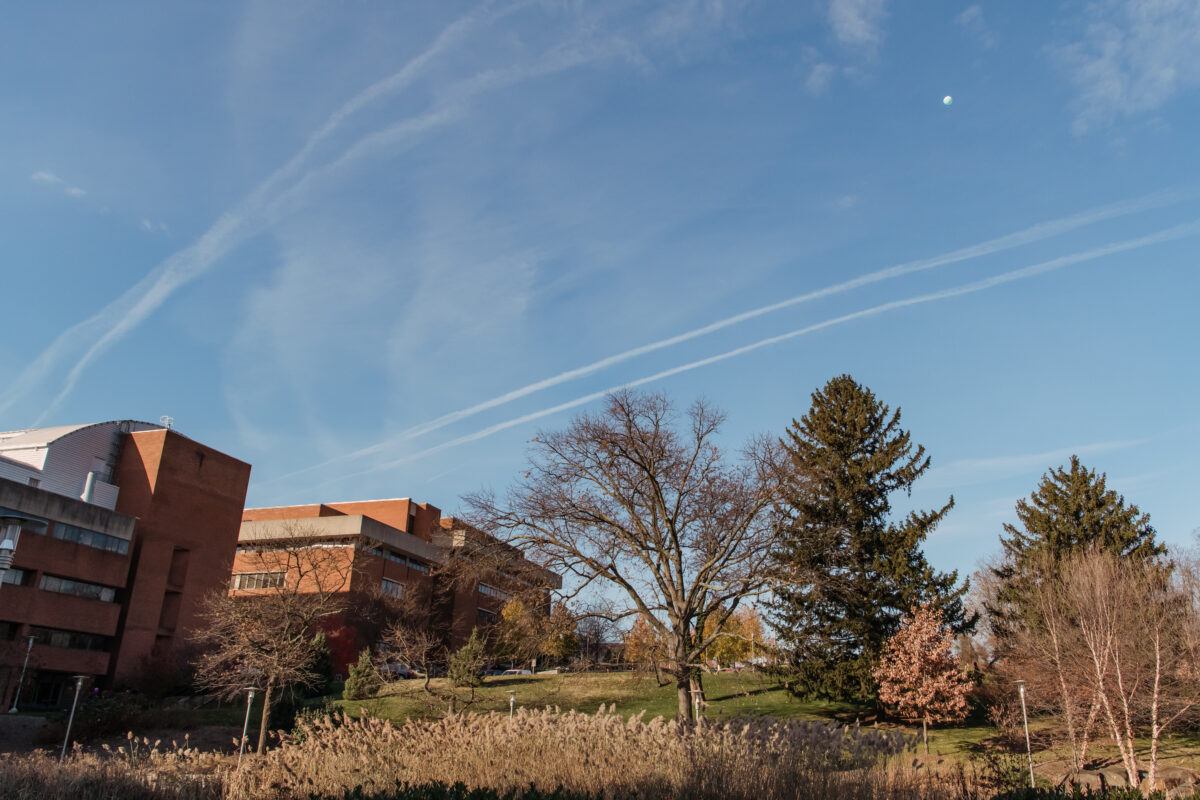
[1098,767,1129,789]
[1065,771,1104,791]
[1143,765,1199,792]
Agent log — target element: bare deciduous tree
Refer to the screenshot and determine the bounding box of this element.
[192,526,351,753]
[996,549,1200,788]
[467,390,780,720]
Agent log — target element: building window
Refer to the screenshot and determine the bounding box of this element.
[28,625,111,652]
[407,558,430,574]
[39,574,116,602]
[52,523,130,555]
[230,571,286,590]
[478,583,511,602]
[380,578,405,599]
[477,608,497,623]
[1,568,28,586]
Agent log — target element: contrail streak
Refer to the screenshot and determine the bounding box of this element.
[266,189,1195,484]
[290,217,1200,492]
[1,4,513,423]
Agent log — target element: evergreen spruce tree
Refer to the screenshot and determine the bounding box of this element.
[343,648,381,700]
[988,456,1162,636]
[769,375,972,701]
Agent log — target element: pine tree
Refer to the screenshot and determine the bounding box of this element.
[769,375,972,701]
[448,629,487,688]
[342,648,381,700]
[989,456,1162,636]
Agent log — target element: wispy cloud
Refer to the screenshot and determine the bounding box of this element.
[922,439,1145,490]
[286,217,1200,492]
[805,62,837,95]
[263,188,1193,485]
[0,6,613,424]
[1054,0,1200,134]
[955,4,996,49]
[829,0,888,49]
[31,170,87,199]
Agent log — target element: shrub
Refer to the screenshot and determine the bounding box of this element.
[994,789,1193,800]
[36,691,200,746]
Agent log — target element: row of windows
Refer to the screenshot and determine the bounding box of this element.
[28,625,111,652]
[53,523,130,555]
[1,568,26,586]
[366,547,431,574]
[0,509,130,555]
[231,571,286,590]
[477,608,497,623]
[478,583,512,602]
[380,578,405,599]
[235,542,344,554]
[40,574,116,603]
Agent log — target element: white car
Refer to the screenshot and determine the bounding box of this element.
[500,668,532,675]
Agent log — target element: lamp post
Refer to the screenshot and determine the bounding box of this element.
[507,690,516,718]
[238,687,259,766]
[689,685,703,723]
[1015,680,1035,788]
[8,634,36,713]
[59,675,89,763]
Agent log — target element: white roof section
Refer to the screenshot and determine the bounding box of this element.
[0,420,163,510]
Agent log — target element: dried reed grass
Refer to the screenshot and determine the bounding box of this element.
[1,710,983,800]
[1,734,224,800]
[229,706,936,800]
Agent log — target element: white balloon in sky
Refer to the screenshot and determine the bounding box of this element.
[943,95,953,106]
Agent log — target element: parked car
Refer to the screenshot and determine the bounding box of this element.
[501,668,532,676]
[381,663,420,679]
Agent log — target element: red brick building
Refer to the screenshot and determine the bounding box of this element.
[234,499,559,673]
[0,421,249,708]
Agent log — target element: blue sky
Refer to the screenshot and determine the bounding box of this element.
[2,0,1198,581]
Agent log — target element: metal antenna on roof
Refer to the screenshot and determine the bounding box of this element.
[159,416,174,430]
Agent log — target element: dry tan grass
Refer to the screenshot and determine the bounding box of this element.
[1,709,985,800]
[1,735,224,800]
[228,706,954,800]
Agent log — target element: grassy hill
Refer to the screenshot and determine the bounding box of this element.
[334,670,1200,769]
[335,670,993,758]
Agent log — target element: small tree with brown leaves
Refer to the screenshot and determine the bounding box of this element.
[874,603,972,753]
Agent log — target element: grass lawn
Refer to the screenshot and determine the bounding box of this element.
[339,670,858,723]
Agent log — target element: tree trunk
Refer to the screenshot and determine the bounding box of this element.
[923,717,929,755]
[256,681,273,754]
[677,678,692,722]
